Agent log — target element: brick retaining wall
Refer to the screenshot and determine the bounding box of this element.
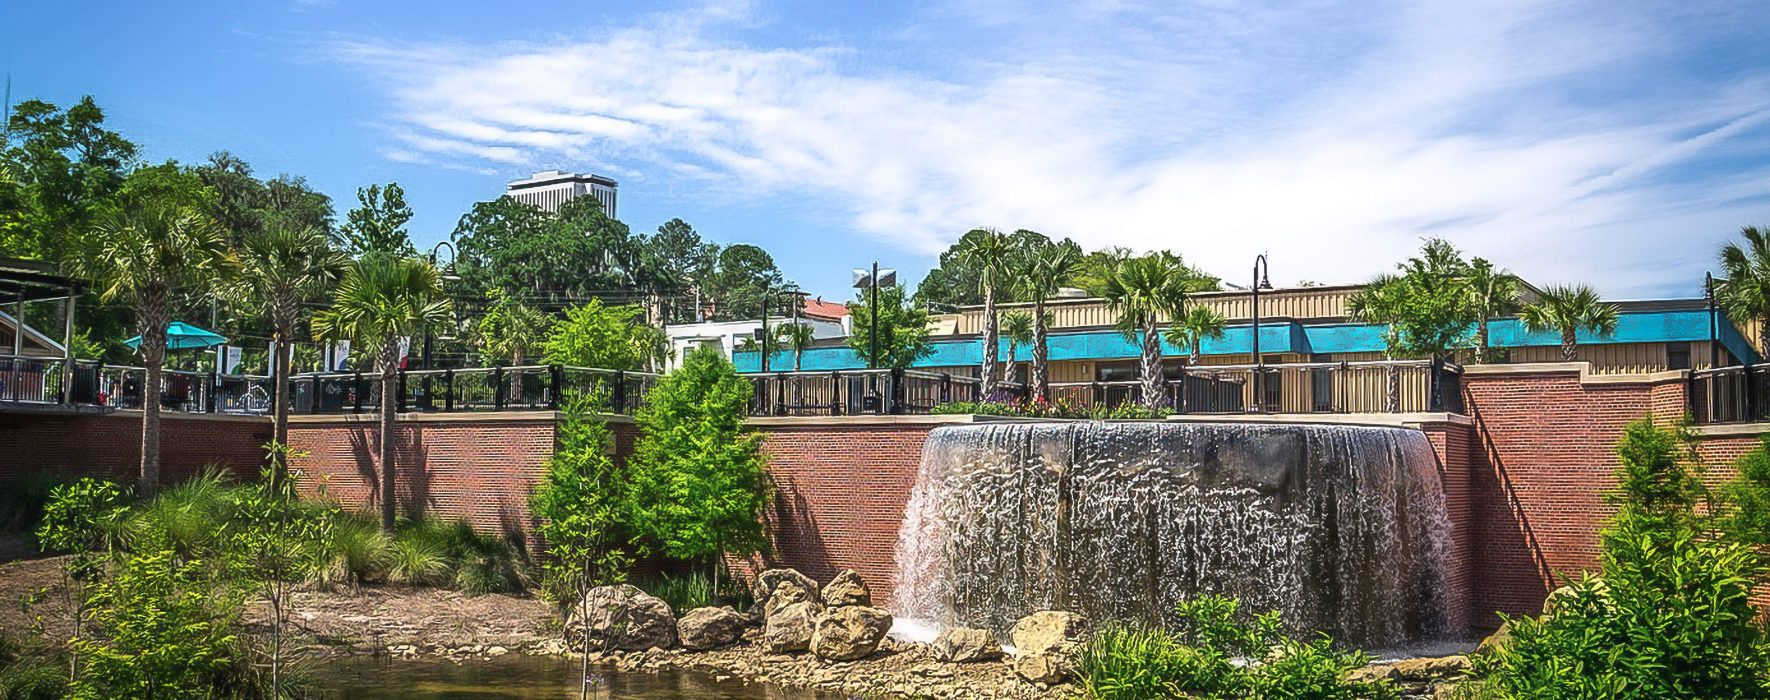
[0,410,269,485]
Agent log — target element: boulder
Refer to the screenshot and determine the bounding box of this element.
[764,601,823,653]
[932,627,1002,662]
[1475,621,1513,657]
[1392,654,1471,681]
[821,569,873,607]
[676,606,749,651]
[810,605,894,661]
[1010,610,1090,656]
[755,568,821,619]
[1542,579,1607,616]
[565,584,677,651]
[1014,652,1077,684]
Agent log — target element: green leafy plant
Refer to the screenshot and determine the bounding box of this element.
[845,284,932,370]
[542,298,667,372]
[34,478,131,682]
[69,545,239,700]
[225,448,331,698]
[310,514,392,589]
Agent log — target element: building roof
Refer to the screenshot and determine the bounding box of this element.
[505,169,618,190]
[801,296,850,321]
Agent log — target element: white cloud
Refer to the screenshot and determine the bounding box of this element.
[329,0,1770,296]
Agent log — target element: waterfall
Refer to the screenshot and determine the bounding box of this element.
[892,421,1452,649]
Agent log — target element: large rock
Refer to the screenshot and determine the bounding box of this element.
[1010,610,1090,656]
[676,606,749,650]
[1014,652,1077,684]
[764,601,823,653]
[1475,621,1513,657]
[565,584,677,651]
[755,568,821,619]
[821,569,872,608]
[1392,655,1470,681]
[1542,579,1607,616]
[809,605,893,661]
[932,627,1002,662]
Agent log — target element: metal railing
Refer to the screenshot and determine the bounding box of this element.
[744,369,1020,416]
[1033,359,1463,415]
[1690,365,1770,424]
[290,365,659,416]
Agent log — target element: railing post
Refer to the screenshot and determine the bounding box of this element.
[1747,363,1758,422]
[611,370,627,414]
[494,366,507,411]
[208,371,219,413]
[830,371,842,416]
[890,368,906,415]
[353,372,364,414]
[940,372,952,404]
[444,369,455,412]
[397,369,408,413]
[1428,358,1441,412]
[773,373,786,416]
[549,364,563,411]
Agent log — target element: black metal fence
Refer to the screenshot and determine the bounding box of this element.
[290,365,660,415]
[1031,359,1462,415]
[744,369,1014,416]
[1689,365,1770,424]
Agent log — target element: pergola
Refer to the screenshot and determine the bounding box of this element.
[0,257,82,404]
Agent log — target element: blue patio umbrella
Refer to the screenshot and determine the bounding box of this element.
[123,321,228,351]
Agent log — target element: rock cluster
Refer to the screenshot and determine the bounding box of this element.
[1008,610,1090,684]
[566,584,678,651]
[755,567,894,661]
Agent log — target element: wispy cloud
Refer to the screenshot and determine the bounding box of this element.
[328,0,1770,295]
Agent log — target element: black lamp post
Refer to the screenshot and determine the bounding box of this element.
[852,263,897,370]
[1250,254,1273,412]
[1706,272,1720,368]
[424,241,461,372]
[759,286,772,373]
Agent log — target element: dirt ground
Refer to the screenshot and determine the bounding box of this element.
[0,537,556,656]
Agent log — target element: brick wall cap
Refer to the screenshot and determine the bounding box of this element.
[745,414,1042,428]
[104,410,270,424]
[1463,362,1686,386]
[287,410,633,425]
[1692,422,1770,438]
[1166,412,1472,428]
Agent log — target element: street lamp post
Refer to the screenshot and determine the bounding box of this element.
[1250,254,1273,413]
[852,263,897,370]
[425,242,461,409]
[1706,272,1720,368]
[759,286,771,373]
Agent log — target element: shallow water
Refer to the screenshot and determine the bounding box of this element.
[311,654,843,699]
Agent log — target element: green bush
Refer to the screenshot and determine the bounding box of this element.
[1470,418,1770,699]
[127,469,235,559]
[393,517,529,595]
[387,537,449,586]
[1077,624,1210,699]
[311,514,392,588]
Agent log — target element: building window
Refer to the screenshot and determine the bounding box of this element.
[1667,343,1691,370]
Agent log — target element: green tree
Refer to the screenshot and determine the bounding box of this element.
[846,284,932,370]
[641,218,720,324]
[225,455,330,697]
[79,167,234,495]
[776,320,816,371]
[314,254,451,530]
[236,224,345,453]
[336,182,415,257]
[1000,310,1034,384]
[1164,305,1227,365]
[626,345,770,594]
[1521,284,1619,362]
[1348,239,1476,361]
[1465,257,1522,364]
[955,228,1014,396]
[1718,225,1770,359]
[707,244,787,321]
[1074,247,1136,297]
[1717,436,1770,557]
[1013,236,1084,399]
[1104,253,1199,409]
[541,298,666,372]
[473,288,554,398]
[532,393,632,697]
[69,545,240,700]
[35,479,131,681]
[0,96,137,264]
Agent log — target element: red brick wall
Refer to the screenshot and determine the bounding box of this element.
[286,413,639,542]
[742,421,939,607]
[1419,420,1478,635]
[0,410,269,485]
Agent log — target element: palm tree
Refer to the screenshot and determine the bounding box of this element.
[955,228,1014,396]
[473,289,552,400]
[1103,253,1196,409]
[775,321,815,371]
[1718,226,1770,358]
[314,254,451,531]
[237,224,345,458]
[1013,237,1083,399]
[84,206,234,495]
[1347,274,1410,411]
[1163,305,1227,364]
[1000,310,1034,385]
[1464,257,1520,364]
[1521,284,1618,362]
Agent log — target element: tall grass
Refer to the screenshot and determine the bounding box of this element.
[639,570,756,614]
[393,518,529,595]
[311,513,393,589]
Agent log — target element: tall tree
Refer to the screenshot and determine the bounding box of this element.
[314,254,450,530]
[955,228,1014,396]
[1000,310,1034,384]
[80,168,234,495]
[846,285,932,371]
[1103,253,1199,409]
[1521,284,1619,361]
[1348,238,1476,360]
[336,182,415,257]
[707,244,788,321]
[626,345,769,594]
[1164,305,1228,364]
[474,288,554,399]
[236,224,345,453]
[260,174,335,233]
[1,96,137,264]
[1464,257,1521,364]
[1346,273,1411,411]
[541,298,667,373]
[642,218,720,323]
[1719,225,1770,359]
[193,151,266,244]
[1073,246,1137,297]
[776,320,816,371]
[1013,236,1084,398]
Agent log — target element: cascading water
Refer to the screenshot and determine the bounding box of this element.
[892,421,1452,649]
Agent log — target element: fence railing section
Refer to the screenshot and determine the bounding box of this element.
[744,369,1014,416]
[1689,365,1770,424]
[290,365,660,416]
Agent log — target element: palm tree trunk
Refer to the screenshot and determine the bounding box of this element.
[1140,318,1164,409]
[1475,320,1489,364]
[1759,317,1769,361]
[272,327,293,474]
[1561,330,1578,362]
[510,349,525,405]
[1032,299,1051,401]
[379,357,399,532]
[137,295,170,497]
[980,287,998,397]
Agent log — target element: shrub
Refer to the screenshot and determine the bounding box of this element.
[127,469,235,559]
[69,545,240,700]
[1076,624,1205,699]
[393,517,529,595]
[311,514,392,588]
[641,571,756,615]
[0,632,66,700]
[387,538,449,586]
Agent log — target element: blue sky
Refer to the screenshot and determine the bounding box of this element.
[6,0,1769,301]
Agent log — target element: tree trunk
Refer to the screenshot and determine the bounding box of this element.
[137,293,170,497]
[1032,298,1050,401]
[1474,320,1489,364]
[272,326,293,480]
[379,356,399,532]
[980,287,998,398]
[1140,318,1164,409]
[1561,331,1578,362]
[1759,317,1769,361]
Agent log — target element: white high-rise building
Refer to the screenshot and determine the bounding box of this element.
[504,170,617,216]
